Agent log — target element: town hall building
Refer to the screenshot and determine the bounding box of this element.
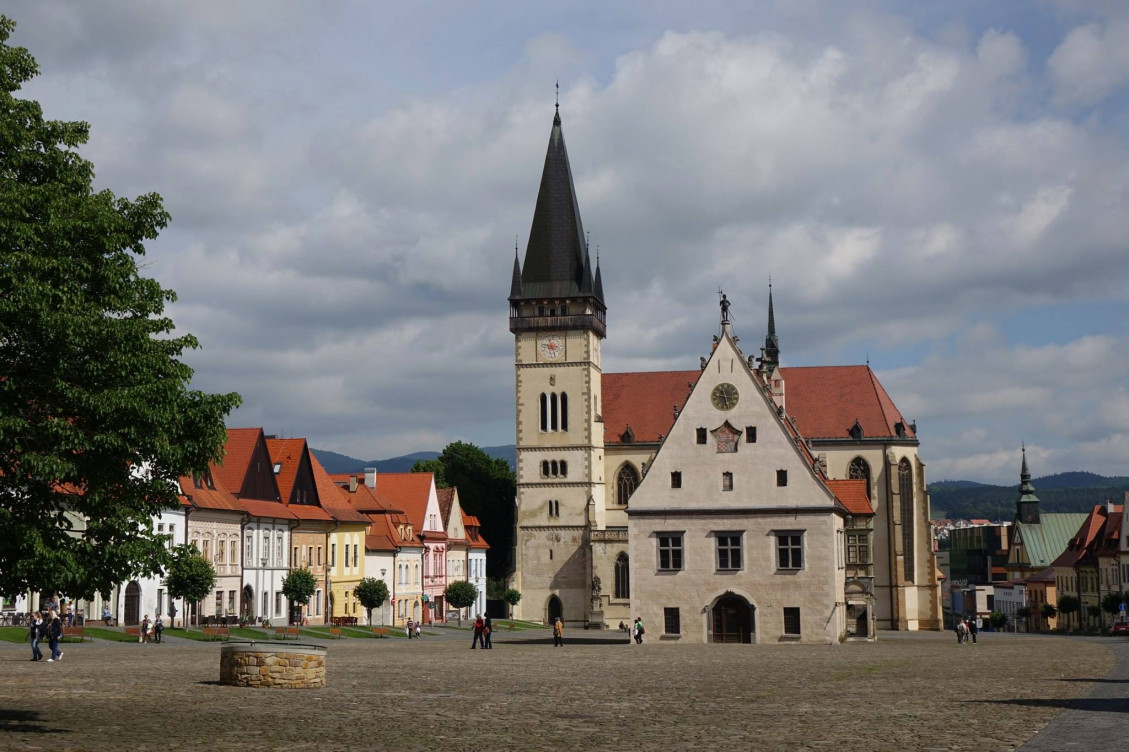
[508,107,942,641]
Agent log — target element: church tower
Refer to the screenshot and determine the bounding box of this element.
[509,107,606,625]
[1015,445,1041,525]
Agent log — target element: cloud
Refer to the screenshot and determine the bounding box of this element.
[8,2,1129,481]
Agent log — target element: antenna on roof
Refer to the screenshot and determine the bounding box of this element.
[555,79,559,113]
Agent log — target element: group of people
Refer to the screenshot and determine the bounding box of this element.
[27,609,64,662]
[137,614,164,643]
[404,619,422,638]
[618,617,646,644]
[955,617,980,644]
[470,614,493,649]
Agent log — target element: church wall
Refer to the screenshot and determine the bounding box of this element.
[516,526,588,624]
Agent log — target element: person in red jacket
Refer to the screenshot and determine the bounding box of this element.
[471,614,484,649]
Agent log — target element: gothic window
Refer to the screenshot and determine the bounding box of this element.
[848,457,871,499]
[899,458,915,582]
[614,552,630,599]
[542,460,549,477]
[560,460,567,477]
[550,393,559,431]
[540,393,548,432]
[616,464,640,506]
[551,460,559,476]
[561,393,569,431]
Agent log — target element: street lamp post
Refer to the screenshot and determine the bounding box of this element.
[380,569,387,626]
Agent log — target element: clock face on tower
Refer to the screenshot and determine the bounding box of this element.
[539,334,565,361]
[711,382,740,410]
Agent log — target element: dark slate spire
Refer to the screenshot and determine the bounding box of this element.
[515,108,598,301]
[509,243,523,300]
[759,281,780,372]
[1016,444,1041,524]
[593,247,604,301]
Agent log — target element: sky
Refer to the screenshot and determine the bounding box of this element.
[7,0,1129,485]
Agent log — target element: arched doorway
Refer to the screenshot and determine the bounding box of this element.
[124,581,141,626]
[711,593,754,643]
[242,585,254,620]
[547,595,563,625]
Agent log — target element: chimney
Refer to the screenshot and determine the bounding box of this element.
[365,467,377,489]
[349,475,358,493]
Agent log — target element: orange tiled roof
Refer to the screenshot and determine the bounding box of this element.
[375,472,434,530]
[437,487,455,528]
[463,514,490,550]
[240,498,297,520]
[824,479,873,516]
[268,438,308,505]
[309,453,371,525]
[286,503,333,521]
[327,473,400,514]
[365,533,398,553]
[213,427,263,495]
[1051,504,1117,568]
[602,365,915,445]
[178,473,242,512]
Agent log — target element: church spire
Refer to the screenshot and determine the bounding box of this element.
[1016,443,1041,524]
[759,281,780,373]
[512,107,600,303]
[509,240,523,300]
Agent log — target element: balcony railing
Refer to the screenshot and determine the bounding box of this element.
[509,313,606,337]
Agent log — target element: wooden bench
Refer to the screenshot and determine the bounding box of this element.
[371,627,389,638]
[61,626,89,643]
[124,626,141,640]
[328,627,342,639]
[274,626,299,640]
[201,626,229,641]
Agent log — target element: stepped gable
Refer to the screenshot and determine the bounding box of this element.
[825,479,874,516]
[601,364,914,446]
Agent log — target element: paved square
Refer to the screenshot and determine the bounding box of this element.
[0,631,1113,751]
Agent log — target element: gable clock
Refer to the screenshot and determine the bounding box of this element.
[711,382,739,410]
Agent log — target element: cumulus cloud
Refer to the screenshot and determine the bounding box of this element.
[8,2,1129,480]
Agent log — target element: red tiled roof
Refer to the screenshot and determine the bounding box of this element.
[365,533,398,552]
[437,487,455,528]
[1051,504,1117,568]
[213,428,263,495]
[309,454,371,525]
[375,472,434,530]
[327,473,400,514]
[178,473,242,512]
[287,503,333,521]
[463,514,490,549]
[239,499,297,520]
[268,438,308,505]
[824,479,873,516]
[601,365,915,445]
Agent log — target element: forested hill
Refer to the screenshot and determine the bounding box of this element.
[929,473,1129,521]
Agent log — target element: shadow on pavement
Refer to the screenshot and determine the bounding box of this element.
[972,698,1129,713]
[1058,677,1129,683]
[0,708,64,734]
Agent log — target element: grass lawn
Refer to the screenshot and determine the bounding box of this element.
[0,627,29,643]
[82,627,136,643]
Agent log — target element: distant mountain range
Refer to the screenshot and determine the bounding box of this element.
[929,472,1129,520]
[312,445,517,475]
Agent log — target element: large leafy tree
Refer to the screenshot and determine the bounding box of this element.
[413,441,515,578]
[0,17,240,600]
[165,545,216,626]
[443,579,478,625]
[282,568,317,624]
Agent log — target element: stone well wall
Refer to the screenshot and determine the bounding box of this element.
[220,643,326,689]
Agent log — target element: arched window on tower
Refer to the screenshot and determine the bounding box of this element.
[616,464,640,506]
[541,460,550,477]
[899,458,915,582]
[551,460,558,477]
[848,457,871,500]
[614,552,630,599]
[560,393,569,431]
[540,393,548,432]
[560,460,567,477]
[550,393,559,431]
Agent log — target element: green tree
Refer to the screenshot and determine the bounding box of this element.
[1057,595,1081,629]
[353,577,389,626]
[165,546,216,628]
[409,458,446,487]
[282,568,317,625]
[1100,590,1125,615]
[0,17,241,601]
[443,580,479,625]
[988,610,1008,630]
[416,442,516,579]
[503,588,522,619]
[1040,602,1057,622]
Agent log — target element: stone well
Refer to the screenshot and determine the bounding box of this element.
[219,642,326,689]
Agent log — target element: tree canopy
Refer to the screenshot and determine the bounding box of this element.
[412,441,515,578]
[353,577,389,625]
[0,16,240,599]
[165,546,216,606]
[282,569,317,607]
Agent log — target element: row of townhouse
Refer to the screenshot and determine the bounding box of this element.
[7,428,488,628]
[1050,494,1128,631]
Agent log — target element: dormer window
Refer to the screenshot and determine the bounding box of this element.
[273,462,282,473]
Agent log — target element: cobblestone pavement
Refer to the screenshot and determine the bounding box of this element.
[0,629,1113,752]
[1019,636,1129,751]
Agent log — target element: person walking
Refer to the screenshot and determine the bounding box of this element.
[483,614,493,649]
[970,617,979,644]
[102,603,113,627]
[633,617,645,645]
[153,614,164,644]
[471,614,484,649]
[46,609,63,662]
[552,616,563,647]
[28,611,43,662]
[406,618,414,639]
[140,615,151,643]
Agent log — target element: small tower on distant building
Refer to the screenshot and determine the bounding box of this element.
[1016,445,1041,525]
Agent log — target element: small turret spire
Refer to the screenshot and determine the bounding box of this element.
[1016,443,1041,524]
[759,279,780,373]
